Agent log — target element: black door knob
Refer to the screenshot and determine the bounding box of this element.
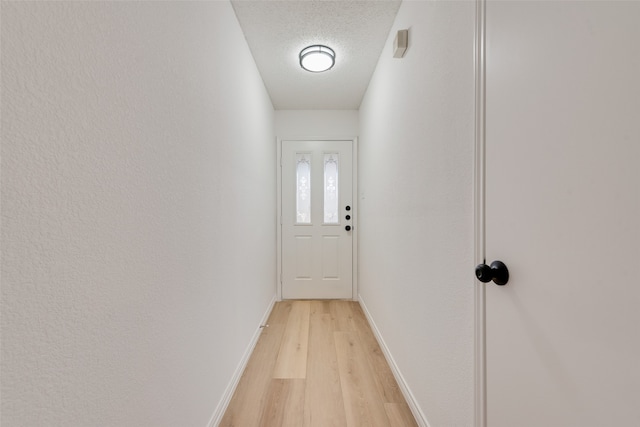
[345,225,351,231]
[345,215,351,220]
[475,260,509,286]
[345,206,351,211]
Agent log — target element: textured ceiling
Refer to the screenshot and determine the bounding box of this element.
[231,0,402,110]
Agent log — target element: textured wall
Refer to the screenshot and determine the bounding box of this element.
[358,1,475,426]
[1,2,275,426]
[275,110,359,138]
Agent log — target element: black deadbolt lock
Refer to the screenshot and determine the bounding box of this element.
[345,206,351,211]
[346,215,351,220]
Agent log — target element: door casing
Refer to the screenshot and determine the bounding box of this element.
[276,137,359,301]
[474,1,488,426]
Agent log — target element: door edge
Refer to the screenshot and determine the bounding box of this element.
[474,0,487,426]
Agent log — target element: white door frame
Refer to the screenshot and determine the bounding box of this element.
[473,0,487,426]
[276,137,359,301]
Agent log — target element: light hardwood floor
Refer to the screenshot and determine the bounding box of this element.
[220,300,418,427]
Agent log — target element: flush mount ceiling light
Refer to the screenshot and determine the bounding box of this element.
[299,45,335,73]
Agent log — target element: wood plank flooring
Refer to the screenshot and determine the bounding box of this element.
[220,300,418,427]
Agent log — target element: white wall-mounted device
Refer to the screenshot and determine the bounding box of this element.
[393,29,408,58]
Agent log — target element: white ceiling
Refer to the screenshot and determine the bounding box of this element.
[231,0,402,110]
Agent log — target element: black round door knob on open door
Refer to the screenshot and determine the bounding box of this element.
[475,260,509,286]
[345,225,351,231]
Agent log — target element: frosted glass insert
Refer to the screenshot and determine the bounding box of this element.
[324,153,339,223]
[296,154,311,223]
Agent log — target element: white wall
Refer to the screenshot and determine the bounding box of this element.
[358,2,475,426]
[275,110,358,138]
[1,2,275,426]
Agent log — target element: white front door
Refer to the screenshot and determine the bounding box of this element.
[281,140,354,299]
[482,1,640,426]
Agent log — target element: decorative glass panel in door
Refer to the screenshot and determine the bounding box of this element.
[324,153,339,224]
[296,154,311,224]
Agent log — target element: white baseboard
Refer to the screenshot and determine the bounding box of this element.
[207,295,276,427]
[358,296,431,427]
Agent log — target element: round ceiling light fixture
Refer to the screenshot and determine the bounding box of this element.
[299,45,335,73]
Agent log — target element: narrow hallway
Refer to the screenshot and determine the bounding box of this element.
[220,301,417,426]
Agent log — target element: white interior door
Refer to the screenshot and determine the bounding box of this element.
[281,140,354,299]
[482,1,640,426]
